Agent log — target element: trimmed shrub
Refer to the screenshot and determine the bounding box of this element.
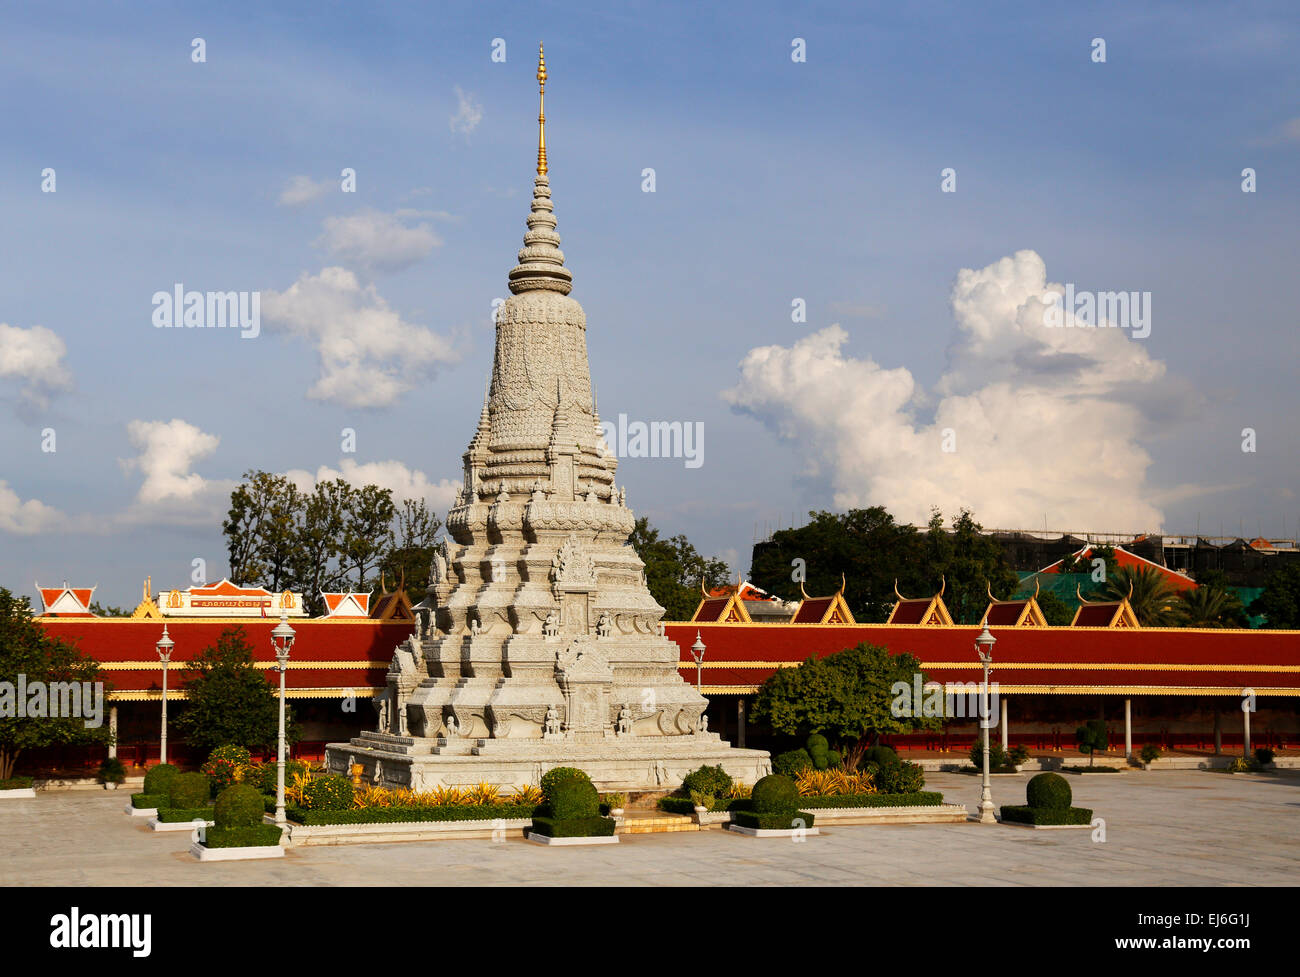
[530,815,615,838]
[142,762,178,796]
[258,759,308,794]
[772,749,813,777]
[681,764,732,801]
[806,733,830,769]
[0,777,34,790]
[167,771,211,810]
[204,824,283,848]
[999,805,1092,826]
[1007,744,1031,766]
[733,809,815,831]
[540,766,590,800]
[826,749,841,768]
[1255,748,1276,766]
[874,761,926,794]
[969,739,1009,771]
[549,777,599,820]
[862,745,899,770]
[1025,772,1072,810]
[658,795,744,815]
[130,793,168,809]
[792,791,943,810]
[1139,744,1162,764]
[157,807,214,823]
[97,757,126,785]
[751,774,798,813]
[302,775,354,812]
[214,784,265,828]
[288,804,535,825]
[208,744,252,766]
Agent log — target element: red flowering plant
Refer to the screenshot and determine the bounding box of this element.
[201,745,253,795]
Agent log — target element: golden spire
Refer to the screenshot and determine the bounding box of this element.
[536,42,548,176]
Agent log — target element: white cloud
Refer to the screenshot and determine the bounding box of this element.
[122,418,221,504]
[314,209,441,272]
[277,174,335,207]
[723,249,1187,532]
[262,267,459,408]
[1251,116,1300,147]
[0,322,72,409]
[449,85,483,136]
[285,459,460,512]
[0,480,62,534]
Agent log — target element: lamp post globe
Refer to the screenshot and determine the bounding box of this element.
[975,623,997,824]
[155,624,174,766]
[270,612,296,829]
[690,631,706,692]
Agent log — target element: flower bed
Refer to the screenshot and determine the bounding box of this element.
[287,802,537,825]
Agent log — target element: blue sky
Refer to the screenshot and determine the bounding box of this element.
[2,1,1297,608]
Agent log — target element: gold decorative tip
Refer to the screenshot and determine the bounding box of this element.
[536,41,548,176]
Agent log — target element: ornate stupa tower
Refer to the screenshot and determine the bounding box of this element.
[328,46,770,790]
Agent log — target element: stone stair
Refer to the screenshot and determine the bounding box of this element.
[615,811,698,835]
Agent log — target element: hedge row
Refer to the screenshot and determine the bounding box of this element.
[732,810,816,831]
[286,803,537,825]
[657,796,744,815]
[0,777,34,790]
[793,791,944,809]
[1060,766,1122,774]
[529,815,616,838]
[203,825,284,849]
[131,793,168,809]
[999,805,1094,825]
[157,807,215,823]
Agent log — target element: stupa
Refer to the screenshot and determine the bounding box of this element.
[326,46,771,791]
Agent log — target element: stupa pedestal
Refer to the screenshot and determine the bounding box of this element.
[326,47,770,792]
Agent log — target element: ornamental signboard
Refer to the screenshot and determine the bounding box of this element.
[159,579,305,617]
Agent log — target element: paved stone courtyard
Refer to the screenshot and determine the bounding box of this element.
[3,770,1296,886]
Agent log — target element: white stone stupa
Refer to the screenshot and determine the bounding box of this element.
[326,45,771,791]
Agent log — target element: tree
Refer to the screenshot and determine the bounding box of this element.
[1035,591,1073,626]
[1060,545,1119,597]
[1074,719,1109,766]
[1094,565,1185,627]
[1250,562,1300,630]
[752,642,942,747]
[0,588,111,779]
[342,484,397,592]
[1179,571,1247,628]
[628,517,730,621]
[88,601,129,618]
[172,627,297,755]
[291,478,352,617]
[383,498,443,605]
[922,509,1020,624]
[224,470,299,586]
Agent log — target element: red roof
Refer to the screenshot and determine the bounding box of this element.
[888,599,934,625]
[1039,545,1198,594]
[984,601,1031,626]
[792,597,834,623]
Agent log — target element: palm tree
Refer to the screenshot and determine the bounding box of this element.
[1180,584,1246,628]
[1094,565,1186,627]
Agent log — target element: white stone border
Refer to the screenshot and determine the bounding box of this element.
[284,817,533,847]
[190,842,285,862]
[725,824,820,838]
[125,804,157,817]
[995,818,1093,830]
[525,830,620,846]
[0,788,36,799]
[149,817,214,832]
[811,803,969,824]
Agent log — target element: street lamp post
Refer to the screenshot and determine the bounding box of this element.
[270,611,296,828]
[975,623,997,824]
[155,624,174,766]
[690,631,706,692]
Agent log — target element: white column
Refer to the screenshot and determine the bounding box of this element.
[1243,705,1252,758]
[1124,698,1132,758]
[1000,697,1008,751]
[108,705,118,760]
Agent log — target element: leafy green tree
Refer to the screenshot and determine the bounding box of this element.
[0,588,111,779]
[1035,591,1073,626]
[1059,545,1119,597]
[342,484,397,592]
[1250,562,1300,630]
[1094,565,1185,627]
[752,642,942,747]
[628,517,729,621]
[88,601,129,617]
[291,478,352,616]
[1179,571,1247,628]
[922,509,1020,624]
[383,498,443,605]
[224,470,299,586]
[173,627,297,755]
[1074,719,1109,766]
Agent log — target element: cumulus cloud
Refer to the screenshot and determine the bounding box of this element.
[121,418,222,505]
[449,85,483,136]
[0,322,73,409]
[262,267,458,408]
[313,209,441,272]
[277,174,335,207]
[0,480,63,534]
[723,249,1191,531]
[284,459,460,511]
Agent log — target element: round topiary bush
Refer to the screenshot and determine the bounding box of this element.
[168,771,211,809]
[681,764,732,800]
[806,733,830,769]
[863,745,899,769]
[751,774,798,813]
[214,784,265,828]
[1026,772,1072,810]
[549,777,599,820]
[302,775,354,812]
[143,762,178,796]
[540,766,590,800]
[772,749,813,777]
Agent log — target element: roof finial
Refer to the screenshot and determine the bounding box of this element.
[536,42,548,176]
